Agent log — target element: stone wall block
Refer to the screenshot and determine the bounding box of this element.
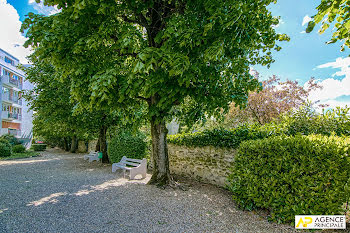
[168,143,236,187]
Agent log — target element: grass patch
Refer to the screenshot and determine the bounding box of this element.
[0,150,40,160]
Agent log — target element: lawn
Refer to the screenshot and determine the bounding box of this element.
[0,150,40,160]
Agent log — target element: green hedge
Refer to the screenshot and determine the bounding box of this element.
[12,144,26,153]
[284,105,350,137]
[227,135,350,223]
[167,124,284,148]
[0,134,21,146]
[0,139,12,157]
[32,144,47,151]
[108,132,147,163]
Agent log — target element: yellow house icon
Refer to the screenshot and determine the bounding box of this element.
[296,217,313,227]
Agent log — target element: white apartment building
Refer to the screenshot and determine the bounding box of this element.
[0,48,33,142]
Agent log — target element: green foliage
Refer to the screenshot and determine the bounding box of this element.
[227,135,350,223]
[168,124,284,148]
[169,106,350,148]
[22,0,289,124]
[306,0,350,53]
[108,131,147,163]
[0,134,21,146]
[283,105,350,136]
[32,144,47,151]
[0,139,12,157]
[12,144,26,153]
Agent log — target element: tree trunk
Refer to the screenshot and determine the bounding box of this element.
[98,125,109,163]
[95,137,100,152]
[148,118,171,186]
[70,135,78,153]
[63,137,70,151]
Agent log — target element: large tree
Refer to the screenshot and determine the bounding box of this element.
[22,0,288,185]
[227,74,322,125]
[23,57,119,162]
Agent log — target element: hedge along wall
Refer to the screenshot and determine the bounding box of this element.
[165,144,236,187]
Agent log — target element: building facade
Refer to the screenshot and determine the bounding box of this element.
[0,48,33,141]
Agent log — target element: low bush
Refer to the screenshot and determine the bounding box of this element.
[227,135,350,224]
[32,144,47,151]
[283,105,350,137]
[108,131,147,163]
[0,134,21,146]
[0,139,12,157]
[12,144,26,153]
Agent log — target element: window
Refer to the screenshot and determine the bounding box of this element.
[2,87,9,93]
[4,57,14,66]
[3,69,10,76]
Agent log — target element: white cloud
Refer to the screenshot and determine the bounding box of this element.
[317,57,350,77]
[308,57,350,108]
[320,99,349,109]
[28,0,60,16]
[302,15,312,26]
[0,0,32,63]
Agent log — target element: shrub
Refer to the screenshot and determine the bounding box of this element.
[282,105,350,137]
[227,135,350,224]
[167,124,285,148]
[108,131,147,163]
[32,144,47,151]
[0,139,12,157]
[0,134,21,146]
[13,144,26,153]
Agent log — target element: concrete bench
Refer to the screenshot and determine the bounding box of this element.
[84,151,100,162]
[112,156,147,179]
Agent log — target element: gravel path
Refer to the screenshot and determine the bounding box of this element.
[0,149,306,232]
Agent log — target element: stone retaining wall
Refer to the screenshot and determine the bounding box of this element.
[167,144,236,187]
[77,141,88,153]
[77,140,98,153]
[87,139,98,152]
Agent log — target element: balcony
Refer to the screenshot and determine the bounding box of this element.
[1,75,22,89]
[1,111,21,120]
[1,128,21,137]
[8,129,21,137]
[2,93,22,105]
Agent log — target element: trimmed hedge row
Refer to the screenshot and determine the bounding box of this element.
[167,124,284,148]
[32,144,47,151]
[227,135,350,223]
[108,132,147,164]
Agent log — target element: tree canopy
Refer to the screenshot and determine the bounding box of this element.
[227,74,322,125]
[23,56,120,161]
[306,0,350,52]
[22,0,289,185]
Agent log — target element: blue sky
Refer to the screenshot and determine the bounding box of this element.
[0,0,349,108]
[256,0,346,82]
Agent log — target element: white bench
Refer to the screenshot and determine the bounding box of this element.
[112,156,147,179]
[84,151,100,162]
